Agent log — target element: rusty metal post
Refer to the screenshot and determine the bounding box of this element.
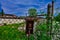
[51,0,54,33]
[47,4,52,39]
[47,4,51,31]
[50,0,54,39]
[52,0,54,16]
[47,0,54,39]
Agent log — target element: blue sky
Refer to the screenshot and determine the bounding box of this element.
[0,0,60,16]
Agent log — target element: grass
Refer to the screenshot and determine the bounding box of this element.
[0,23,27,40]
[0,22,59,40]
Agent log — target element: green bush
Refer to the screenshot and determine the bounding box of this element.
[0,23,27,40]
[35,23,51,40]
[0,22,59,40]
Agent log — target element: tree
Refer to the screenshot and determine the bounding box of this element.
[0,9,4,16]
[28,8,37,17]
[54,13,60,23]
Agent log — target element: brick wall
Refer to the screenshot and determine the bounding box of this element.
[0,18,25,24]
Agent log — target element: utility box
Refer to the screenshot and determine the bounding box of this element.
[25,17,37,35]
[26,20,34,34]
[25,17,35,35]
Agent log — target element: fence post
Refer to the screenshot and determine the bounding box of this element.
[47,4,52,39]
[47,0,54,39]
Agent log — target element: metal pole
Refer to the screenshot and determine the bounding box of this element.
[47,4,52,40]
[51,0,54,30]
[50,0,54,39]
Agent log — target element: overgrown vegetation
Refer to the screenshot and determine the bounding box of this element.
[0,21,60,40]
[0,23,27,40]
[35,23,51,40]
[54,13,60,23]
[0,8,60,40]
